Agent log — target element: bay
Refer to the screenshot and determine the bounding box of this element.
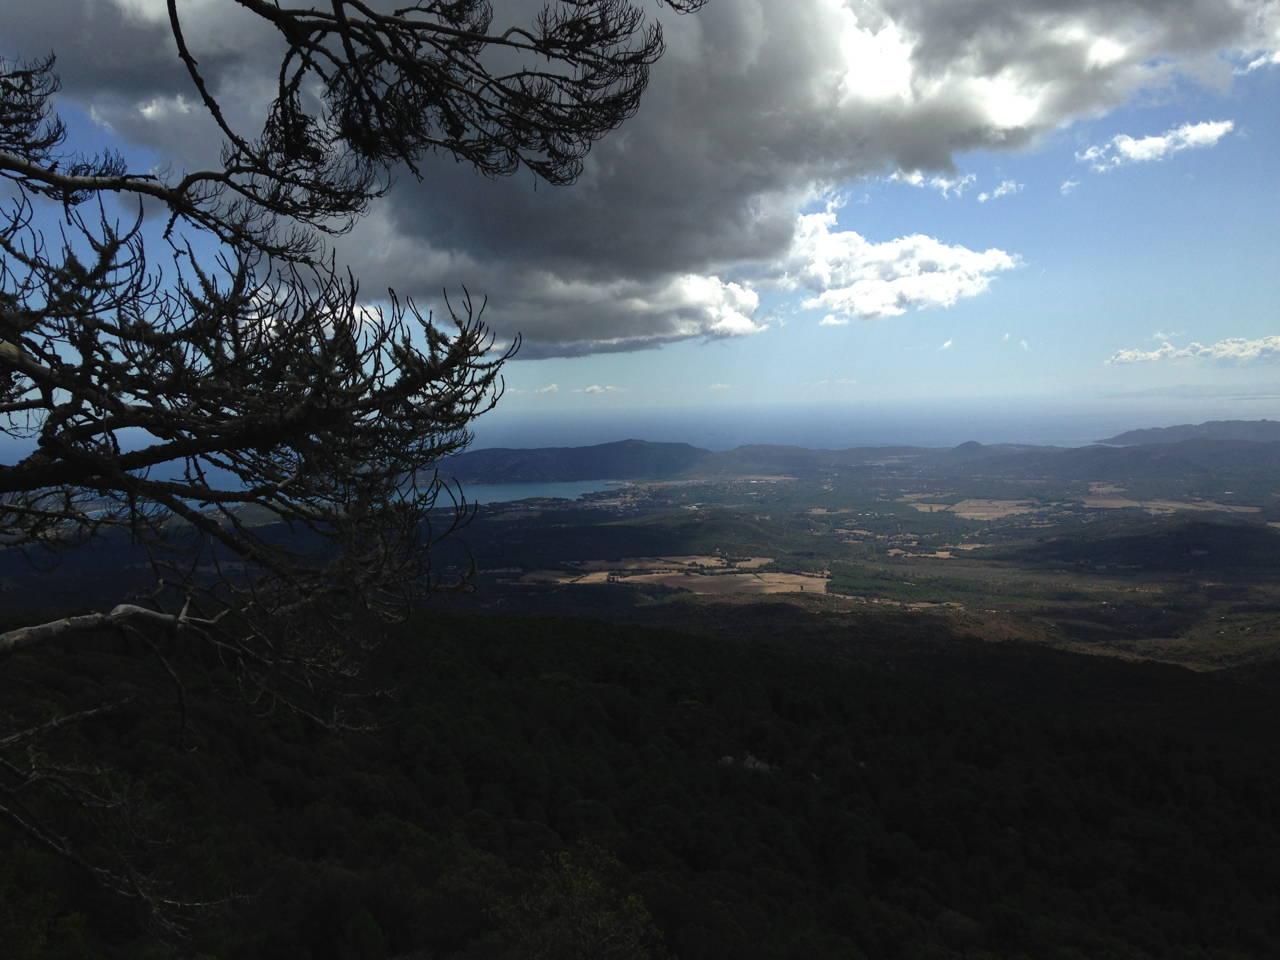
[459,479,623,505]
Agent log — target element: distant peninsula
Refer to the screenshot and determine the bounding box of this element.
[1099,419,1280,446]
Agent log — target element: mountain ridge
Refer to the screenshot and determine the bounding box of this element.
[1099,419,1280,446]
[446,422,1280,483]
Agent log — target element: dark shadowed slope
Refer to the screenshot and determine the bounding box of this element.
[6,610,1280,958]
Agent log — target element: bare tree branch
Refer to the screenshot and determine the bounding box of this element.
[0,603,224,657]
[0,0,709,935]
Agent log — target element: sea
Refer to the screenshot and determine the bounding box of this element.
[468,398,1280,453]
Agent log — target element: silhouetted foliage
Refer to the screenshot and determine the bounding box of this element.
[0,0,706,926]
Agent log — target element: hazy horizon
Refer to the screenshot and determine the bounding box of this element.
[470,398,1280,452]
[6,403,1279,459]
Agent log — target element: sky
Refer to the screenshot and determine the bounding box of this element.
[7,0,1280,445]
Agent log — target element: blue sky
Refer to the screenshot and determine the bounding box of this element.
[497,64,1280,424]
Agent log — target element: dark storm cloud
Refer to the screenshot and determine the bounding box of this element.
[9,0,1278,355]
[335,0,1276,354]
[5,1,279,167]
[893,0,1253,68]
[2,0,180,94]
[362,0,1264,283]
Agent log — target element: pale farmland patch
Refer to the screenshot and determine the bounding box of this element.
[576,555,774,573]
[517,565,826,596]
[907,499,1037,520]
[625,572,827,595]
[1081,496,1261,515]
[951,499,1039,520]
[1082,482,1260,514]
[1140,500,1260,515]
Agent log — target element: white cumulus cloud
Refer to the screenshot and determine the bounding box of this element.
[664,274,764,339]
[781,211,1020,324]
[977,180,1023,203]
[1077,120,1235,172]
[1107,335,1280,365]
[890,170,977,199]
[1241,51,1280,73]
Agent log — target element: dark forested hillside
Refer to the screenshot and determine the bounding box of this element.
[4,610,1279,959]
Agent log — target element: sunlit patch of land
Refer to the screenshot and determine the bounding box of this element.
[512,554,825,595]
[1082,496,1261,514]
[434,437,1280,672]
[1082,482,1260,514]
[951,499,1041,519]
[517,560,827,596]
[625,571,827,595]
[906,498,1039,520]
[1140,499,1260,514]
[901,485,1262,521]
[834,528,876,541]
[834,594,963,612]
[575,554,774,572]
